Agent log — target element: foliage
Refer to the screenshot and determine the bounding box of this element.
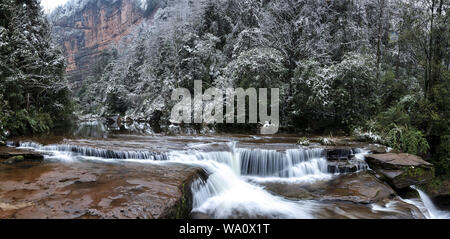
[434,127,450,177]
[385,124,430,155]
[49,0,449,176]
[291,52,379,131]
[296,137,310,146]
[0,0,73,137]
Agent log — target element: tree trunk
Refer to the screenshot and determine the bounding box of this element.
[376,0,385,81]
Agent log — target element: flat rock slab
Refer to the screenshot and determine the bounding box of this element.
[320,173,397,203]
[325,148,355,161]
[259,173,424,218]
[366,153,434,189]
[314,199,425,219]
[263,173,396,204]
[366,153,432,168]
[0,147,44,163]
[0,160,205,219]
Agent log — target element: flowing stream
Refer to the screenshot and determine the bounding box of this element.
[9,137,449,219]
[402,186,450,219]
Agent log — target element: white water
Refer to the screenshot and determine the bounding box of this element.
[175,154,318,219]
[9,140,448,219]
[12,141,329,218]
[16,142,168,160]
[405,186,450,219]
[165,143,331,218]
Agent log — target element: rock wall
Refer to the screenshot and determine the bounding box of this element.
[52,0,152,87]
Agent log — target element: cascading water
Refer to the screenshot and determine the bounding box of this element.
[351,148,370,172]
[239,148,326,177]
[405,186,450,219]
[10,140,443,219]
[11,140,328,218]
[14,142,168,161]
[168,148,319,219]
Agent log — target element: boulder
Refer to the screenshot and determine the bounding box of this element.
[365,153,434,190]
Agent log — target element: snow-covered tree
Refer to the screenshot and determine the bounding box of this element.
[0,0,73,136]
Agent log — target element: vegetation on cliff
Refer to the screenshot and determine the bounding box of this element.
[0,0,73,139]
[1,0,448,178]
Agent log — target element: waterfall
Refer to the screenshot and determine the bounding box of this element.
[15,142,168,161]
[352,148,370,172]
[239,148,326,177]
[6,141,15,147]
[170,152,318,219]
[7,140,373,218]
[408,186,450,219]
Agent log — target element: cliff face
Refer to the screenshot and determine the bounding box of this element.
[52,0,148,86]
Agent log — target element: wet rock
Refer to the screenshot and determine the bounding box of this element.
[365,144,389,154]
[0,161,207,219]
[326,148,355,161]
[263,173,397,204]
[327,161,358,174]
[316,198,425,219]
[319,173,397,204]
[366,153,434,190]
[0,147,44,164]
[0,140,5,147]
[4,156,25,164]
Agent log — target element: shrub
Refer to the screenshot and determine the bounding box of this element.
[351,126,383,144]
[434,128,450,176]
[2,109,53,136]
[385,124,429,155]
[296,137,310,146]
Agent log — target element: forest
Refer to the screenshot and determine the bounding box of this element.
[1,0,449,180]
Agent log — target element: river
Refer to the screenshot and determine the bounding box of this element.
[2,121,449,219]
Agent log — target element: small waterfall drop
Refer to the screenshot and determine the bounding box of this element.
[15,142,168,161]
[352,148,370,171]
[409,186,450,219]
[168,149,318,219]
[7,140,390,219]
[239,148,326,177]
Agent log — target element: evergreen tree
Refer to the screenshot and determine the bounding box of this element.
[0,0,73,136]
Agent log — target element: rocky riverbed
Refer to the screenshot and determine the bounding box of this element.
[0,147,205,219]
[0,134,448,219]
